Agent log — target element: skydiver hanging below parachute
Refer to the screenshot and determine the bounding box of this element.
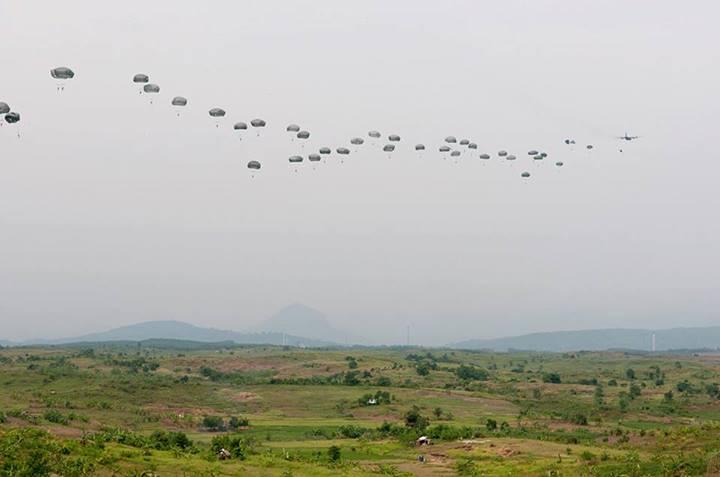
[0,102,9,127]
[133,73,149,95]
[142,83,160,104]
[50,67,75,92]
[208,108,226,128]
[171,96,187,117]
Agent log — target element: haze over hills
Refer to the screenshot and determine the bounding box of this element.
[251,303,357,344]
[453,326,720,352]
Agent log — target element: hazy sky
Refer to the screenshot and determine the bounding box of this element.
[1,0,719,345]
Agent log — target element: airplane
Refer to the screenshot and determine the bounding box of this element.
[617,132,640,141]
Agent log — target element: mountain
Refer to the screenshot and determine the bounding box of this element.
[253,303,355,344]
[4,320,337,348]
[453,326,720,352]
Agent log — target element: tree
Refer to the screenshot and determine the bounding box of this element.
[433,407,444,419]
[404,406,429,430]
[542,372,561,384]
[625,368,636,380]
[455,365,489,381]
[416,362,431,376]
[485,418,498,431]
[594,384,605,407]
[327,445,341,462]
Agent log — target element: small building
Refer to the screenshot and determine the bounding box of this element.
[416,436,431,446]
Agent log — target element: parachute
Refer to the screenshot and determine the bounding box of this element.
[133,74,149,84]
[521,171,531,178]
[319,147,331,155]
[528,150,539,156]
[368,130,381,139]
[297,130,310,139]
[439,146,451,152]
[308,153,321,162]
[4,112,20,124]
[459,139,469,146]
[383,144,396,152]
[586,144,594,150]
[479,153,491,160]
[415,144,425,151]
[209,108,226,117]
[450,150,461,157]
[445,136,457,144]
[555,161,564,167]
[289,155,304,163]
[336,147,350,155]
[468,143,478,150]
[498,150,508,157]
[533,154,543,160]
[0,102,9,115]
[250,119,266,128]
[233,122,248,130]
[50,67,75,80]
[388,134,401,142]
[286,124,300,132]
[143,84,160,94]
[350,137,364,145]
[247,160,261,170]
[171,97,187,117]
[506,155,517,161]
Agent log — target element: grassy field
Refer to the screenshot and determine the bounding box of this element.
[2,343,720,476]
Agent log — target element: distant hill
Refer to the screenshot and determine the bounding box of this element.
[4,320,338,348]
[253,303,355,344]
[453,326,720,352]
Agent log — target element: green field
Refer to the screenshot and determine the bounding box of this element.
[2,343,720,476]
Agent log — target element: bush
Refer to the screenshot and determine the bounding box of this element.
[43,409,68,425]
[542,372,561,384]
[202,415,226,432]
[404,406,429,430]
[327,445,341,462]
[210,434,255,460]
[455,365,489,381]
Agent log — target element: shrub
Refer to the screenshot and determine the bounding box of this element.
[542,372,561,384]
[455,365,489,381]
[328,445,341,462]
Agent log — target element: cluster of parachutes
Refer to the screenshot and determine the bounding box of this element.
[1,66,605,180]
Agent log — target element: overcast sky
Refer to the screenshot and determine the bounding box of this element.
[1,0,718,345]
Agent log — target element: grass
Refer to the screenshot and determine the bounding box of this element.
[2,344,720,475]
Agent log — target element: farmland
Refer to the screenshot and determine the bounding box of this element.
[2,342,720,476]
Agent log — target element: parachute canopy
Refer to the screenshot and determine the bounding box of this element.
[507,155,517,161]
[247,160,261,170]
[319,147,331,154]
[388,134,400,142]
[209,108,226,117]
[468,143,478,150]
[286,124,300,132]
[445,136,457,144]
[368,130,381,138]
[459,139,470,146]
[498,150,508,157]
[143,84,160,93]
[528,150,539,156]
[4,112,20,124]
[233,122,247,130]
[308,153,321,162]
[0,102,9,115]
[251,119,266,128]
[297,130,310,139]
[133,73,149,83]
[171,96,187,106]
[521,171,531,178]
[586,144,594,150]
[289,155,303,163]
[383,144,396,152]
[555,161,564,167]
[439,146,451,152]
[50,67,75,80]
[336,147,350,155]
[450,150,461,157]
[479,153,491,159]
[350,137,364,145]
[415,144,425,151]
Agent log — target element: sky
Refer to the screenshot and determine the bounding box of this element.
[1,0,719,345]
